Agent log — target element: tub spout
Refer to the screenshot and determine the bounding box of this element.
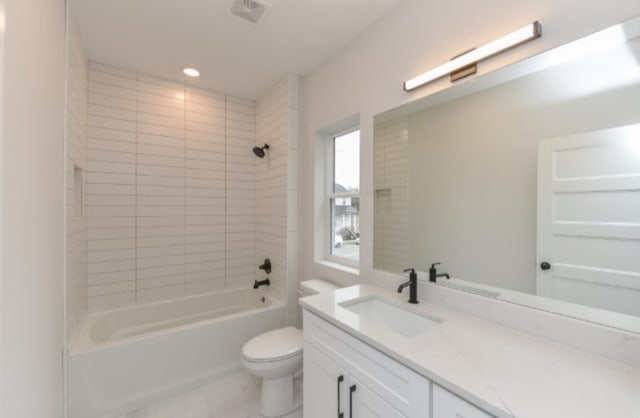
[254,278,270,289]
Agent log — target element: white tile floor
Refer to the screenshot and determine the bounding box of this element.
[106,371,260,418]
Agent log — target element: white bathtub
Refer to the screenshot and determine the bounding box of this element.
[68,288,286,418]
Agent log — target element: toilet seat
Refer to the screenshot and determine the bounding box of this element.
[242,326,302,363]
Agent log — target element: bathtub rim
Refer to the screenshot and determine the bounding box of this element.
[70,287,283,356]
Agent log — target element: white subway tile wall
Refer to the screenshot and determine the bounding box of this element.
[373,117,409,273]
[186,88,228,294]
[137,76,187,302]
[226,96,258,290]
[285,76,300,326]
[66,20,89,341]
[255,76,299,322]
[87,62,138,308]
[85,63,295,309]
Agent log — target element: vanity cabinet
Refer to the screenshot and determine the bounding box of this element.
[304,310,495,418]
[432,385,493,418]
[305,344,405,418]
[303,310,431,418]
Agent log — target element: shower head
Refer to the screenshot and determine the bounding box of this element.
[253,144,270,158]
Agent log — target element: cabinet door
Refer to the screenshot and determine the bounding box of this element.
[350,377,407,418]
[433,385,493,418]
[304,344,349,418]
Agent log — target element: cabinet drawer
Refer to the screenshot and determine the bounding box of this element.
[304,310,430,416]
[433,385,493,418]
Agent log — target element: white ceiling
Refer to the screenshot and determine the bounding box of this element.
[69,0,405,100]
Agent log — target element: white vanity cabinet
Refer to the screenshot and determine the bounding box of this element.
[302,284,640,418]
[432,385,493,418]
[304,309,496,418]
[303,310,431,418]
[305,344,406,418]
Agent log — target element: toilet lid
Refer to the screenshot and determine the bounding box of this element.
[242,326,303,363]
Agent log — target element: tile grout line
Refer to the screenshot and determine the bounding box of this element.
[224,94,228,290]
[134,73,139,303]
[183,84,187,295]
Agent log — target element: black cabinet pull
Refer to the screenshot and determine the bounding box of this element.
[349,384,357,417]
[337,375,344,418]
[540,261,551,271]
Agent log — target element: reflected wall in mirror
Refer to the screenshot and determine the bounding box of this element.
[374,16,640,332]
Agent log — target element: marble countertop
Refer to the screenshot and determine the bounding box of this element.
[300,284,640,418]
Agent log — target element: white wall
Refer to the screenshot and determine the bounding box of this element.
[0,0,5,411]
[300,0,640,288]
[66,17,88,343]
[1,0,66,417]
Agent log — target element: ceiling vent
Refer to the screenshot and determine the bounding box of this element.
[228,0,272,26]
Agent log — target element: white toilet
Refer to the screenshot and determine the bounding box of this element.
[241,279,340,418]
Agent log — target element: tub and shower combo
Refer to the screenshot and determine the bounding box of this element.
[68,287,286,418]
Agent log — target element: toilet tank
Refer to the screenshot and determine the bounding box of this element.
[299,279,340,297]
[297,279,340,327]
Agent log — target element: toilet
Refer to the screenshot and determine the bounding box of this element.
[241,279,340,418]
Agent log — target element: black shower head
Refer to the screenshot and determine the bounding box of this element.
[253,144,270,158]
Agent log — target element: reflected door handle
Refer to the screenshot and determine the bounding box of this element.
[540,261,551,271]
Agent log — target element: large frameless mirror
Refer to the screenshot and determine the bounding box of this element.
[374,16,640,333]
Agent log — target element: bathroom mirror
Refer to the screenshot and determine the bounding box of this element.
[373,16,640,333]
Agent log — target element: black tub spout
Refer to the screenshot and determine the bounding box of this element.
[254,278,270,289]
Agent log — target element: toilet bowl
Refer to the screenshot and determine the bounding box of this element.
[242,327,303,418]
[241,279,340,418]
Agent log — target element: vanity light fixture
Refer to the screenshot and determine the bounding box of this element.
[403,21,542,91]
[183,67,200,77]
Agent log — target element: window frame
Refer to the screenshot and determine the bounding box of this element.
[323,125,360,268]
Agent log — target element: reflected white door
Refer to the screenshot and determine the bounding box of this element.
[537,124,640,316]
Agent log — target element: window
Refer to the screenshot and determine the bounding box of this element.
[327,128,360,263]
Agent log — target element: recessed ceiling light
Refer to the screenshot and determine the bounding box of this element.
[183,68,200,77]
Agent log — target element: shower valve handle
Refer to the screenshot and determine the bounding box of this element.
[258,258,272,274]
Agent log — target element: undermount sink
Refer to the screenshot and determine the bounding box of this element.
[339,296,443,337]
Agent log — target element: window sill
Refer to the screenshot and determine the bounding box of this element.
[316,259,360,276]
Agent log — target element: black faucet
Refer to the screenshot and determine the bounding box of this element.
[253,278,270,289]
[429,263,450,283]
[397,268,419,304]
